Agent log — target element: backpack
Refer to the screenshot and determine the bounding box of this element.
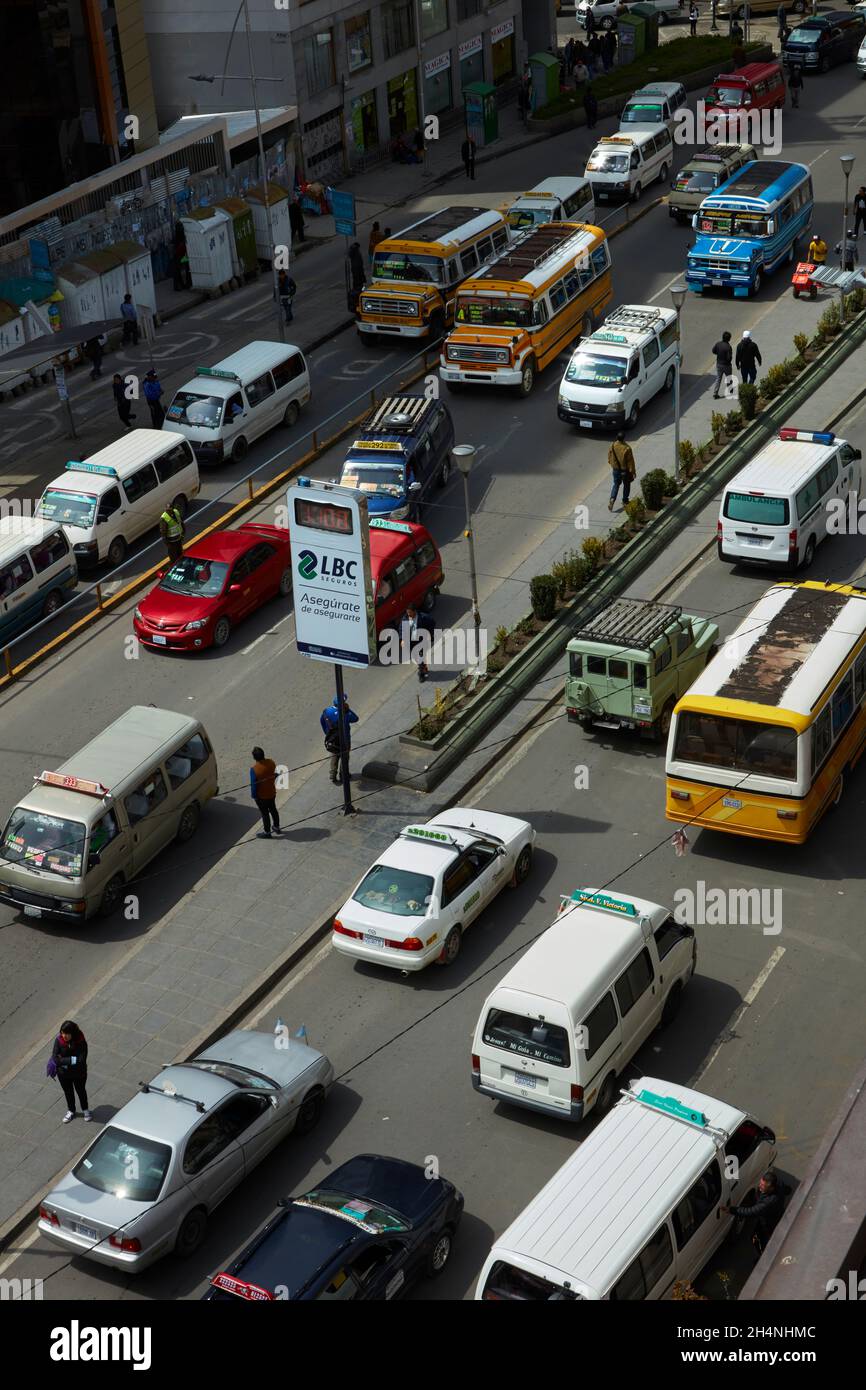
[324,725,341,754]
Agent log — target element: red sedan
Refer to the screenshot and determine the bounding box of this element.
[134,522,292,651]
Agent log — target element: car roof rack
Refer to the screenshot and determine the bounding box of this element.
[138,1080,206,1112]
[363,394,435,435]
[603,305,664,333]
[574,597,683,650]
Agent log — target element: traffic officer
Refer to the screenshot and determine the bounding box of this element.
[159,503,185,563]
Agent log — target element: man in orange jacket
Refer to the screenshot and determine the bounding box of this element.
[250,745,281,838]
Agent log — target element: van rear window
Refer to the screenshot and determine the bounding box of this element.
[482,1261,578,1301]
[723,491,789,526]
[482,1009,570,1067]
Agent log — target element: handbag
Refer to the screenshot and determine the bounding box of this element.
[46,1056,57,1079]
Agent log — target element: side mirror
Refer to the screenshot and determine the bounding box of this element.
[87,850,101,868]
[97,515,108,525]
[409,481,421,494]
[691,214,698,231]
[853,449,862,461]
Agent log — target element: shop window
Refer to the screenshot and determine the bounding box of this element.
[304,30,335,96]
[346,12,372,72]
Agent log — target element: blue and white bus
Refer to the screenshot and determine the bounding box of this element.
[686,161,813,298]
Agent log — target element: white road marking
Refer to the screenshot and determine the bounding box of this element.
[0,1219,41,1276]
[699,945,786,1076]
[808,147,831,169]
[246,939,333,1026]
[223,295,273,322]
[240,612,293,655]
[649,270,688,306]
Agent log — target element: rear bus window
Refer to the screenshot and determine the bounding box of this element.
[482,1009,570,1067]
[29,530,70,573]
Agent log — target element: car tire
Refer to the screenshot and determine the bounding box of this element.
[231,436,248,464]
[661,981,683,1026]
[438,457,451,488]
[512,845,532,886]
[801,536,816,569]
[658,163,668,188]
[175,1207,208,1258]
[358,330,374,347]
[42,589,64,619]
[436,926,462,967]
[631,181,642,204]
[595,1072,618,1116]
[517,357,536,396]
[626,400,640,429]
[99,874,125,918]
[212,615,231,648]
[283,400,300,428]
[654,698,675,743]
[294,1087,325,1136]
[176,801,200,844]
[107,536,127,568]
[278,567,292,597]
[171,494,188,519]
[664,365,675,391]
[425,1228,454,1278]
[793,287,800,299]
[820,56,830,74]
[420,588,436,614]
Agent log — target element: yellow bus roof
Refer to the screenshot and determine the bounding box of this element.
[376,206,504,257]
[457,222,606,297]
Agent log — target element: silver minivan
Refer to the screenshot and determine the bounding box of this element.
[619,81,687,133]
[0,705,218,921]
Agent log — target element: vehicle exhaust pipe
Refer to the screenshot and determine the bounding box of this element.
[400,969,410,978]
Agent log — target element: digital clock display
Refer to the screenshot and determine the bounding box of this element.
[294,498,354,535]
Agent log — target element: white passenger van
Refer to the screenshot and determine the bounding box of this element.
[619,81,687,133]
[471,888,696,1122]
[0,706,218,922]
[718,428,862,572]
[475,1078,778,1300]
[163,341,311,467]
[558,304,679,432]
[585,127,673,203]
[505,177,595,237]
[38,431,200,570]
[0,517,77,643]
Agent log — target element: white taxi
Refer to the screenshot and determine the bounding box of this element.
[331,808,535,972]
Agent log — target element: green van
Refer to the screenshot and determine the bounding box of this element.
[565,598,718,741]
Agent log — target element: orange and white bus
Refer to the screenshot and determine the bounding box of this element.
[666,581,866,845]
[356,207,509,345]
[439,222,612,397]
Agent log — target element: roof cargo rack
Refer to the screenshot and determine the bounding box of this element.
[574,597,683,650]
[602,305,663,333]
[362,395,435,435]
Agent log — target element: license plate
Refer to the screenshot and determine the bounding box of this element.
[712,277,724,287]
[24,905,42,918]
[579,420,593,429]
[75,1222,99,1241]
[363,932,384,948]
[723,796,742,810]
[151,634,168,646]
[744,536,767,546]
[513,1071,537,1089]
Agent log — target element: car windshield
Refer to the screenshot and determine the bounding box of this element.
[622,103,663,123]
[708,86,746,106]
[184,1060,276,1090]
[1,808,86,879]
[295,1190,409,1234]
[456,296,533,328]
[587,151,629,173]
[159,556,229,597]
[165,391,224,429]
[565,351,627,386]
[482,1009,571,1067]
[675,169,717,192]
[507,207,552,230]
[674,711,798,780]
[341,464,406,496]
[73,1125,172,1203]
[352,864,434,916]
[38,489,97,529]
[723,491,789,525]
[372,251,443,285]
[787,28,819,43]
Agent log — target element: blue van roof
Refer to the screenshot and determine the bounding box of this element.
[704,160,810,210]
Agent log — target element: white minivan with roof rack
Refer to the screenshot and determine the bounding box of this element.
[718,428,862,572]
[475,1078,778,1300]
[0,516,77,643]
[619,81,687,133]
[585,128,673,203]
[471,888,696,1122]
[505,177,595,237]
[37,431,199,569]
[163,340,311,467]
[558,304,679,431]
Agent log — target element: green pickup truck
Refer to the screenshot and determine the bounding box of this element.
[565,598,719,741]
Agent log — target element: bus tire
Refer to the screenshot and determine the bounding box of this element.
[801,536,816,569]
[231,436,248,463]
[752,270,762,295]
[107,535,127,568]
[658,163,668,187]
[517,357,536,397]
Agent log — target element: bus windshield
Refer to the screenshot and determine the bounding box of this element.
[587,151,629,173]
[565,351,628,387]
[165,392,223,429]
[786,28,819,44]
[507,207,553,231]
[697,210,769,237]
[621,102,664,123]
[341,464,405,497]
[372,251,444,285]
[673,711,798,781]
[455,297,533,328]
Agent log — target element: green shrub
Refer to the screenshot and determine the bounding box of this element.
[494,624,509,650]
[624,498,647,527]
[757,373,777,400]
[793,332,809,362]
[817,302,841,337]
[767,363,790,393]
[678,440,696,475]
[562,549,590,591]
[581,536,604,573]
[780,358,799,384]
[529,575,557,622]
[846,286,865,314]
[663,472,679,496]
[711,410,726,444]
[640,468,668,511]
[739,382,758,419]
[516,615,536,636]
[550,560,571,600]
[725,408,743,432]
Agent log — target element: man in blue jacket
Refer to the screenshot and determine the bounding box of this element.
[321,693,359,783]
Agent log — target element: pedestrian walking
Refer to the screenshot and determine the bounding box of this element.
[82,335,103,380]
[518,82,531,123]
[404,604,435,682]
[584,83,599,131]
[735,329,762,385]
[602,29,616,71]
[142,368,165,427]
[776,2,786,41]
[711,330,734,399]
[349,241,365,295]
[607,433,636,511]
[723,1172,788,1260]
[412,127,425,163]
[787,64,803,107]
[461,135,476,180]
[49,1020,91,1123]
[289,197,306,244]
[808,231,827,264]
[689,2,699,36]
[159,501,185,563]
[730,19,744,42]
[853,186,866,239]
[277,267,297,324]
[587,35,603,77]
[564,37,575,74]
[250,745,281,838]
[120,292,139,346]
[321,693,359,784]
[369,220,384,258]
[585,4,596,36]
[112,372,136,429]
[835,230,859,273]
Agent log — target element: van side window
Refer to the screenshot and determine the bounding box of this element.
[587,655,605,675]
[563,269,580,299]
[0,555,33,596]
[166,733,210,789]
[550,282,567,312]
[124,770,168,825]
[642,338,660,368]
[672,1160,722,1250]
[272,353,306,389]
[817,457,838,493]
[654,647,672,674]
[476,236,493,262]
[855,651,866,705]
[724,1119,763,1172]
[654,915,689,961]
[155,443,194,484]
[659,322,678,352]
[591,244,609,277]
[609,658,628,680]
[796,476,820,519]
[122,464,159,505]
[610,1223,674,1301]
[582,991,618,1062]
[391,556,416,590]
[441,856,476,906]
[225,392,244,422]
[89,810,119,862]
[414,540,436,571]
[614,948,654,1018]
[245,373,275,407]
[675,628,692,657]
[98,487,122,521]
[29,530,70,573]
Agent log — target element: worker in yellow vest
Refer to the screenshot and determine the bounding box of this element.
[808,233,827,266]
[159,504,185,563]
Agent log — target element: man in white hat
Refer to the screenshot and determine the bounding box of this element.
[735,329,762,386]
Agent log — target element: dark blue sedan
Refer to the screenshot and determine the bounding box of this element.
[204,1154,464,1301]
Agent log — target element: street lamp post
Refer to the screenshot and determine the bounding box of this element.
[452,445,481,632]
[670,284,687,485]
[840,153,855,324]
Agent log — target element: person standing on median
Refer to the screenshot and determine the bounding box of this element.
[689,2,699,36]
[735,329,762,386]
[143,368,165,427]
[712,331,734,399]
[50,1020,91,1124]
[368,221,384,259]
[853,187,866,239]
[461,135,476,181]
[159,502,185,563]
[250,746,281,839]
[321,693,359,784]
[584,83,598,131]
[608,432,636,511]
[112,372,136,429]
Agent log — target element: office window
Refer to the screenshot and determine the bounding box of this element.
[420,0,448,39]
[382,0,415,58]
[304,30,335,95]
[457,0,482,18]
[346,13,372,72]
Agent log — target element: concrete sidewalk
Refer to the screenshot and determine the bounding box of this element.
[1,297,863,1246]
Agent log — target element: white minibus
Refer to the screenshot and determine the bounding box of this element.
[585,127,673,203]
[505,177,595,236]
[0,516,77,643]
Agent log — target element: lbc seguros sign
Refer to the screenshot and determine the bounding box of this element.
[287,481,376,668]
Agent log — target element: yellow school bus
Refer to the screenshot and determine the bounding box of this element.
[439,222,613,396]
[356,207,509,344]
[666,581,866,845]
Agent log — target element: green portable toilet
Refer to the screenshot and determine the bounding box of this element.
[463,81,498,147]
[213,197,259,279]
[528,52,560,114]
[629,4,660,50]
[616,13,646,66]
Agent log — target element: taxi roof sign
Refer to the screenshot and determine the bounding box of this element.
[401,824,459,846]
[567,889,638,917]
[592,331,629,344]
[636,1089,708,1128]
[350,439,405,453]
[65,461,119,478]
[369,518,415,535]
[195,366,242,382]
[37,771,110,797]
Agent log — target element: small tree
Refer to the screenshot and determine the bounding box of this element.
[624,498,647,528]
[678,440,696,476]
[817,302,841,337]
[739,382,758,419]
[793,331,808,364]
[550,559,570,600]
[581,536,604,573]
[711,410,726,444]
[494,624,509,651]
[640,467,668,511]
[563,549,589,591]
[725,408,743,432]
[529,574,557,622]
[662,471,679,497]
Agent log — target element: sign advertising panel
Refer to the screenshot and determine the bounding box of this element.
[286,479,375,667]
